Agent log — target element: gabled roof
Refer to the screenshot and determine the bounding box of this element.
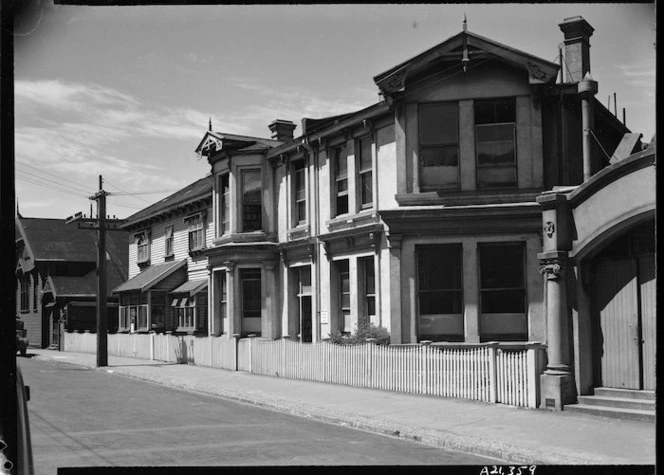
[374,30,559,95]
[112,259,187,294]
[195,130,283,158]
[15,218,129,277]
[122,176,212,228]
[42,257,126,299]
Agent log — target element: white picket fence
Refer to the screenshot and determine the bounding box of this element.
[62,332,545,407]
[245,338,543,407]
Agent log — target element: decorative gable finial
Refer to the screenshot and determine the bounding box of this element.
[462,13,470,73]
[208,117,212,132]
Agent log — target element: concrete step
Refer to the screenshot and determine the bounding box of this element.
[577,395,655,411]
[564,403,655,423]
[594,387,655,401]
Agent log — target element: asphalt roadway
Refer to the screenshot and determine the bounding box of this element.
[21,357,502,473]
[23,348,657,468]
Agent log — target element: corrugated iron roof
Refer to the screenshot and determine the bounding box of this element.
[17,217,129,274]
[171,279,208,295]
[112,259,187,293]
[122,176,212,228]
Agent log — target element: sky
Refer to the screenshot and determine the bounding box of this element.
[14,3,656,219]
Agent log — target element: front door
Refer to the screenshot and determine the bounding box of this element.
[594,256,655,390]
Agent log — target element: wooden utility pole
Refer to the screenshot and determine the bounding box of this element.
[66,175,124,367]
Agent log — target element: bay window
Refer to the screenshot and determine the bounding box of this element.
[418,102,459,190]
[475,98,517,188]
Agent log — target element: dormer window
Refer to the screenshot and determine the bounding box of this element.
[186,213,205,251]
[241,169,262,232]
[475,98,517,188]
[418,102,459,190]
[135,231,151,264]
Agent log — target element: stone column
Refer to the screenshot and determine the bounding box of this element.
[263,261,278,339]
[537,192,575,410]
[386,232,403,344]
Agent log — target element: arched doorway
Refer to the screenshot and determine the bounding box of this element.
[591,220,655,390]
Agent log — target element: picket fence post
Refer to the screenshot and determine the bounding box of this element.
[233,334,240,371]
[421,341,432,395]
[488,342,498,403]
[248,334,256,374]
[526,342,542,408]
[281,336,287,378]
[150,331,155,361]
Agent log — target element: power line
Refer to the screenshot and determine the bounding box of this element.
[103,178,154,204]
[15,173,90,199]
[15,166,95,195]
[16,160,96,194]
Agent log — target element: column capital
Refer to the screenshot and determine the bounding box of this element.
[223,260,235,272]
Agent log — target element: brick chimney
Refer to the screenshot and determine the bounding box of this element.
[268,119,296,141]
[559,16,594,83]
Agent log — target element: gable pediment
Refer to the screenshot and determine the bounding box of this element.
[195,131,258,159]
[374,31,559,96]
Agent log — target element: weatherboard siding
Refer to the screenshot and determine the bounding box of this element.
[126,206,212,281]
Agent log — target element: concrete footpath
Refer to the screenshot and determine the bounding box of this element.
[26,349,655,465]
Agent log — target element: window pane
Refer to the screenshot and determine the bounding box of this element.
[241,269,262,319]
[299,267,312,294]
[336,195,348,215]
[481,290,525,314]
[359,136,372,171]
[361,172,372,206]
[474,98,516,125]
[335,147,347,177]
[242,170,262,232]
[476,124,515,166]
[420,291,463,314]
[479,244,524,289]
[419,102,458,145]
[418,246,463,290]
[364,257,375,294]
[421,146,458,167]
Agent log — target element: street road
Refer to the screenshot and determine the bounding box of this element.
[20,357,499,472]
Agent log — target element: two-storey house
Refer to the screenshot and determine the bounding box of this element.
[112,176,213,334]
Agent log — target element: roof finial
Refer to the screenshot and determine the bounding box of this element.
[463,13,467,32]
[208,117,212,132]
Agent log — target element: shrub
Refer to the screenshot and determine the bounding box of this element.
[327,322,391,346]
